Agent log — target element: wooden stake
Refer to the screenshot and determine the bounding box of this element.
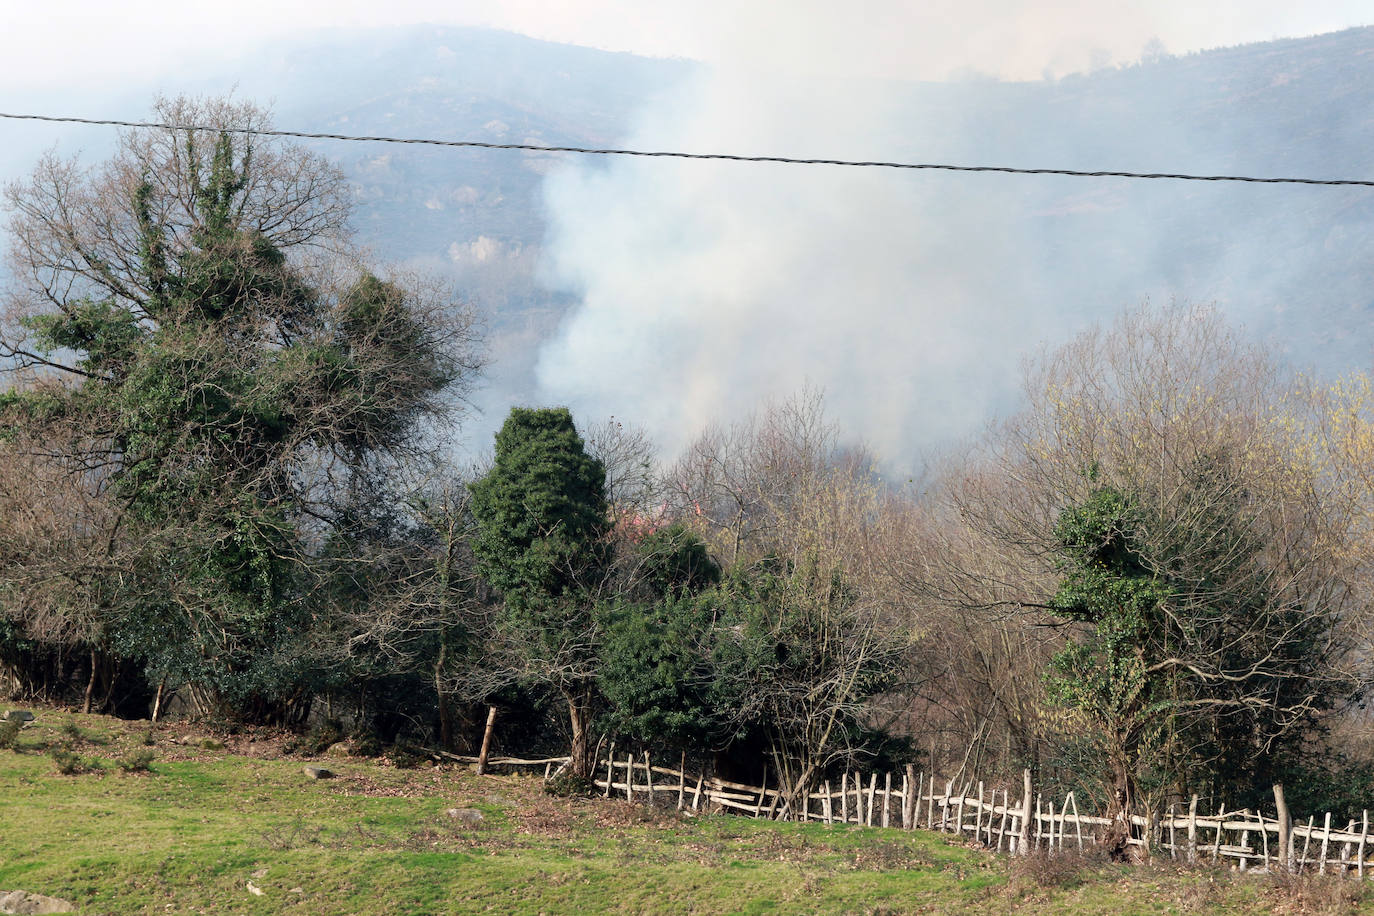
[625,752,634,801]
[995,789,1008,852]
[853,772,862,826]
[754,764,767,817]
[1068,792,1083,851]
[1320,812,1332,874]
[976,781,985,844]
[1238,809,1250,871]
[841,772,850,824]
[1300,815,1315,871]
[954,782,965,837]
[1212,805,1225,863]
[1274,784,1292,873]
[1359,811,1368,877]
[1018,769,1032,856]
[1051,797,1061,853]
[1187,795,1199,864]
[1167,804,1177,859]
[902,766,913,830]
[475,705,498,776]
[883,772,892,828]
[692,774,704,811]
[677,751,686,809]
[1260,811,1270,870]
[605,742,616,798]
[901,769,912,829]
[867,773,878,827]
[824,780,833,824]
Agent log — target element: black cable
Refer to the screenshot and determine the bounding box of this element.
[2,110,1372,187]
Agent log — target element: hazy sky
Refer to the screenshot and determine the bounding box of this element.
[4,1,1373,91]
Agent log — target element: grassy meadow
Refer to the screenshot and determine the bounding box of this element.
[0,709,1365,915]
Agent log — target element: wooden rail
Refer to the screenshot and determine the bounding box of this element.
[462,749,1372,876]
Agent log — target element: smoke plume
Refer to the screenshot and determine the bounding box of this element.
[533,5,1374,468]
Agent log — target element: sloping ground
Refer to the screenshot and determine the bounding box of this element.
[0,708,1363,915]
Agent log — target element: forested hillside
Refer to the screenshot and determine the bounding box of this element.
[6,24,1374,851]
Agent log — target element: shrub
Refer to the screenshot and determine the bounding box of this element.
[544,772,597,797]
[298,718,344,756]
[117,749,156,773]
[389,743,428,769]
[351,731,383,758]
[49,744,93,775]
[1267,869,1368,913]
[1008,846,1108,891]
[0,718,21,750]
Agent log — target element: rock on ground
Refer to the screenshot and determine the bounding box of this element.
[0,890,75,914]
[446,807,484,825]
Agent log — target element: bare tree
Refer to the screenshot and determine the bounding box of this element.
[665,390,913,806]
[2,95,352,376]
[913,304,1365,813]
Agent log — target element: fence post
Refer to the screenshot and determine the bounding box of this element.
[1273,784,1291,873]
[1319,812,1332,874]
[903,764,914,829]
[997,788,1009,852]
[975,781,985,844]
[1187,795,1199,864]
[475,705,498,776]
[1018,769,1033,856]
[1359,810,1368,877]
[954,784,966,837]
[1066,791,1077,851]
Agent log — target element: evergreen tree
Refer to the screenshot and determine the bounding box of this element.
[468,407,609,774]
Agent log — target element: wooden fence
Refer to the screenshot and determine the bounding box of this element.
[460,748,1372,876]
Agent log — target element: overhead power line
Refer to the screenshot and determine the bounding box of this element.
[2,110,1373,188]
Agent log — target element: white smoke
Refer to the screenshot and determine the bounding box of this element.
[535,73,1037,462]
[533,4,1374,468]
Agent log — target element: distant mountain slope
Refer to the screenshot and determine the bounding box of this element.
[4,25,1374,451]
[265,25,1374,385]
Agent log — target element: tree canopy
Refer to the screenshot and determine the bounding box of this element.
[0,97,481,719]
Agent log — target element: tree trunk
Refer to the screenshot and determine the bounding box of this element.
[151,676,168,723]
[566,690,593,778]
[435,638,453,750]
[81,648,98,714]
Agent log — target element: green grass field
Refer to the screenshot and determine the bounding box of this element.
[0,709,1364,915]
